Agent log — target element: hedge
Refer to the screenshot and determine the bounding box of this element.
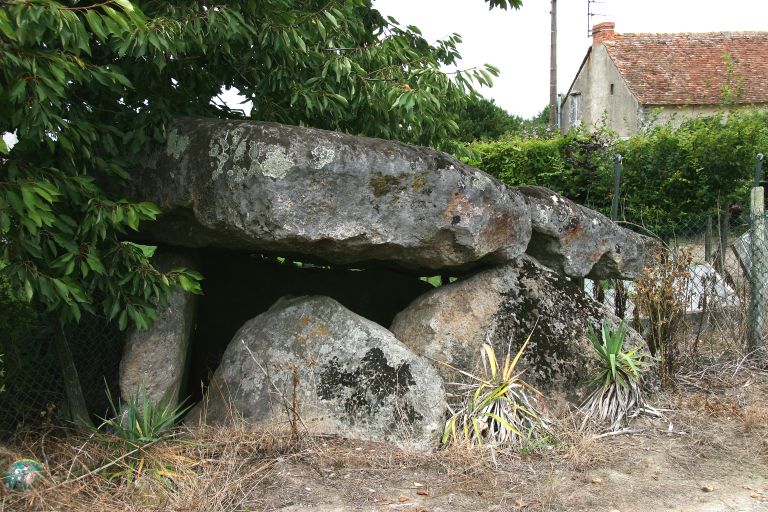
[465,109,768,234]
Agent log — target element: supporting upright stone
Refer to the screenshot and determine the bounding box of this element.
[390,256,644,391]
[188,296,446,449]
[119,247,200,407]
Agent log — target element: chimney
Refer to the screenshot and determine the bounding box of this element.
[592,22,616,46]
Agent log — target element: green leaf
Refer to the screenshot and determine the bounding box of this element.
[86,251,105,274]
[118,309,128,331]
[23,279,34,302]
[9,80,26,102]
[323,10,339,28]
[126,207,139,230]
[85,11,108,41]
[177,274,200,294]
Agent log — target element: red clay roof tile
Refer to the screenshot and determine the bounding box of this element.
[602,32,768,106]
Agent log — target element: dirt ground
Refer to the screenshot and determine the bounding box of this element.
[2,363,768,512]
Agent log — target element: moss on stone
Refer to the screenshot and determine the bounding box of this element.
[369,173,409,197]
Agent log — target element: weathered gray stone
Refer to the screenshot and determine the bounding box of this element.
[132,118,531,272]
[189,296,446,449]
[390,256,644,390]
[517,186,647,279]
[119,248,199,406]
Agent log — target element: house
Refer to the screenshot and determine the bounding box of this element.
[560,22,768,137]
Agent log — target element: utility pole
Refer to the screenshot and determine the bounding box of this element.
[549,0,558,128]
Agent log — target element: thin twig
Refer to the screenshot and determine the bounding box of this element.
[592,428,641,439]
[240,340,311,435]
[47,439,161,490]
[66,429,99,480]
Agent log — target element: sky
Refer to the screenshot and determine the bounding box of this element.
[373,0,768,118]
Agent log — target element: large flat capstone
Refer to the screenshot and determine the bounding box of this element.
[517,186,648,279]
[132,118,531,272]
[188,296,446,448]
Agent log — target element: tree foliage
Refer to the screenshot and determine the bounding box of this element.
[0,0,515,330]
[454,96,523,142]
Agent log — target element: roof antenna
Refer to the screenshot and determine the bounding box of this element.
[587,0,607,37]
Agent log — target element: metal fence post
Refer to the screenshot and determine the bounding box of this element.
[610,154,623,222]
[609,155,626,318]
[754,153,764,187]
[718,210,730,276]
[705,216,713,263]
[748,185,766,355]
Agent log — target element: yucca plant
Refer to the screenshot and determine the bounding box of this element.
[580,320,655,431]
[102,383,191,444]
[95,384,192,486]
[441,334,548,449]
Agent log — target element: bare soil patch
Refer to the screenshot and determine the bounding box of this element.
[2,366,768,512]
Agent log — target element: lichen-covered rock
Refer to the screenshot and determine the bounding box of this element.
[131,118,531,272]
[517,186,647,279]
[390,256,644,390]
[188,296,446,449]
[120,248,199,406]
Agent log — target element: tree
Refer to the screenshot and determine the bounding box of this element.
[0,0,520,424]
[455,96,523,142]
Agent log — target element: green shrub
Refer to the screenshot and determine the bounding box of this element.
[618,110,768,229]
[465,109,768,234]
[466,126,614,211]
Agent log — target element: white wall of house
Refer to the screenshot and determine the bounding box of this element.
[560,46,641,137]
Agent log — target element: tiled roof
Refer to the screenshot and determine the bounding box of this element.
[603,32,768,106]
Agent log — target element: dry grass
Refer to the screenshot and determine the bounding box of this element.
[2,356,768,511]
[0,417,598,511]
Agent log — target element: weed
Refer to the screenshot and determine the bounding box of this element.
[634,247,692,387]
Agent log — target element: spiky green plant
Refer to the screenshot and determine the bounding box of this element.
[580,320,655,431]
[441,335,548,449]
[102,383,191,444]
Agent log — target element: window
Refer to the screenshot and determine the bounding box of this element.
[569,92,582,127]
[610,83,615,95]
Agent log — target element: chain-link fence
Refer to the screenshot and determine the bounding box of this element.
[588,203,768,362]
[0,185,764,433]
[0,306,125,434]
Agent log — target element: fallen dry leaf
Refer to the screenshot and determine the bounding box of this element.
[399,496,408,503]
[591,477,603,484]
[701,486,714,493]
[417,490,429,496]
